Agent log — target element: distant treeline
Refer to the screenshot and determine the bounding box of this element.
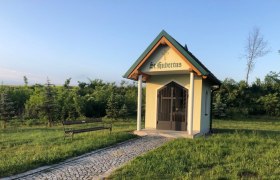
[0,78,140,127]
[0,71,279,127]
[213,71,280,118]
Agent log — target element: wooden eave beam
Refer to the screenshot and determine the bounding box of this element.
[127,36,202,79]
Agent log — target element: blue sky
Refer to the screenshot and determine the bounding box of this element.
[0,0,279,85]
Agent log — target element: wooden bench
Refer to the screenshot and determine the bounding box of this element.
[62,118,112,139]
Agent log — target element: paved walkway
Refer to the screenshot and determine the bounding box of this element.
[8,136,169,180]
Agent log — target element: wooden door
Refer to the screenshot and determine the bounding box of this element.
[157,82,188,131]
[171,84,187,130]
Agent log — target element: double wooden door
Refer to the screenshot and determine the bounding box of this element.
[157,82,188,131]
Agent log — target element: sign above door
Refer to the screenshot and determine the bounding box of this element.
[140,45,190,75]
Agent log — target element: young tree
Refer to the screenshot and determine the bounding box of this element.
[10,87,31,117]
[0,91,15,128]
[212,93,227,118]
[106,93,123,120]
[119,104,128,120]
[42,79,57,127]
[58,78,81,121]
[244,27,270,85]
[24,86,44,119]
[63,78,71,89]
[23,76,28,86]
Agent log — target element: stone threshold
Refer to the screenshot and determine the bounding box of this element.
[133,129,203,139]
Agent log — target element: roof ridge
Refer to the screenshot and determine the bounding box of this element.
[123,30,220,85]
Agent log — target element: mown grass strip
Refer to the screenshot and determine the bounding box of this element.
[111,119,280,179]
[0,121,137,177]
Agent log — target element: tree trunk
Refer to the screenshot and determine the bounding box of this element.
[48,121,52,127]
[2,120,6,129]
[245,68,250,85]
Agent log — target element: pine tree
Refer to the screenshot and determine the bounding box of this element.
[106,93,123,120]
[42,79,57,127]
[212,93,227,118]
[0,91,15,128]
[119,104,128,120]
[106,93,118,119]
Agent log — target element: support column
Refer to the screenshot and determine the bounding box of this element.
[137,75,142,131]
[187,72,194,135]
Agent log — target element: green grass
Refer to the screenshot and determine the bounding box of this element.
[0,120,137,177]
[111,118,280,179]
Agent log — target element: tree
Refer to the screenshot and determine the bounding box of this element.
[212,93,227,118]
[244,27,269,85]
[106,93,123,120]
[23,76,28,86]
[123,82,138,116]
[119,104,128,120]
[0,90,15,128]
[258,93,280,116]
[58,78,81,121]
[25,86,44,119]
[42,79,58,127]
[63,78,71,89]
[9,87,31,117]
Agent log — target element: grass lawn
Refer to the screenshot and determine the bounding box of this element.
[111,118,280,179]
[0,120,137,177]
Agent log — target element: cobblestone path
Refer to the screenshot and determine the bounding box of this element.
[9,136,169,180]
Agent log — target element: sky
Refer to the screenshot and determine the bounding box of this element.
[0,0,279,85]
